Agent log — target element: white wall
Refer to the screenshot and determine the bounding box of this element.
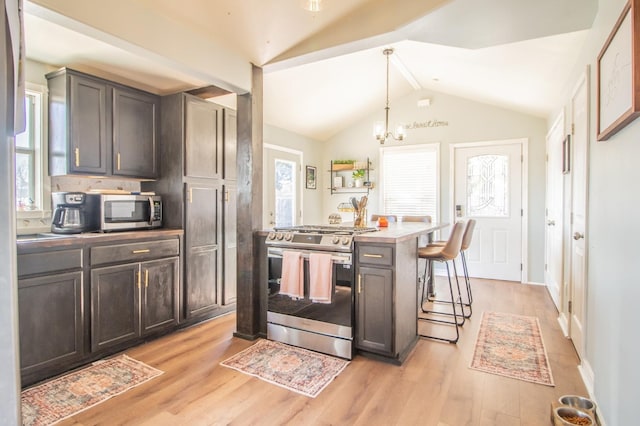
[323,89,548,283]
[554,1,640,424]
[264,124,325,226]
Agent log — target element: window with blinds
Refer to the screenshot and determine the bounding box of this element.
[380,144,439,221]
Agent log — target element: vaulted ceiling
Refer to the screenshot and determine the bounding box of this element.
[24,0,597,141]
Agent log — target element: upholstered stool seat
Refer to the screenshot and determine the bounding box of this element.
[417,220,466,343]
[428,219,476,318]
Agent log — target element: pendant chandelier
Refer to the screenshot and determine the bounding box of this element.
[373,48,406,144]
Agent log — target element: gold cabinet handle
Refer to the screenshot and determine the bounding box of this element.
[136,271,141,289]
[74,148,80,167]
[189,188,193,203]
[144,269,149,288]
[363,253,383,258]
[358,274,362,294]
[117,152,121,170]
[132,249,150,254]
[224,190,229,202]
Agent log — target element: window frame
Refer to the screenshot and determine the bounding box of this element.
[379,143,440,222]
[16,82,50,222]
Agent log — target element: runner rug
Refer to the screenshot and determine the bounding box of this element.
[470,311,555,386]
[21,354,163,426]
[220,339,349,398]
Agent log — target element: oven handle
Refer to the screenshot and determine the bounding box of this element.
[267,247,352,265]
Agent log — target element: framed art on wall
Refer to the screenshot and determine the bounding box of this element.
[597,0,640,141]
[305,166,317,189]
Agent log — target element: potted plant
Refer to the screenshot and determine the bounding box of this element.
[352,169,365,187]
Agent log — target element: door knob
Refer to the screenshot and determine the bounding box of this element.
[547,220,556,226]
[573,232,584,240]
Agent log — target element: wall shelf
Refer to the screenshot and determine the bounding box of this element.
[329,158,373,195]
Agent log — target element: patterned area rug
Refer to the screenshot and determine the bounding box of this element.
[470,311,555,386]
[22,355,163,426]
[220,339,349,398]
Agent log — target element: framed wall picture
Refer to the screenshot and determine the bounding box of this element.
[597,0,640,141]
[305,165,317,189]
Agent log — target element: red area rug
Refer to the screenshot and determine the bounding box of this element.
[220,339,349,398]
[21,355,163,426]
[470,311,555,386]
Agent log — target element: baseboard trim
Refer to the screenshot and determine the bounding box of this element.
[557,313,569,337]
[578,359,595,399]
[577,360,605,425]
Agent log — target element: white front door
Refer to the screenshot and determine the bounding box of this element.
[453,141,524,281]
[263,146,301,229]
[545,113,565,310]
[569,70,589,360]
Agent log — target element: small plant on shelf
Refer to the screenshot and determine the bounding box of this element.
[352,169,366,180]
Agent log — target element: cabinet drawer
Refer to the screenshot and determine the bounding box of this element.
[358,245,393,266]
[92,239,179,266]
[18,249,83,277]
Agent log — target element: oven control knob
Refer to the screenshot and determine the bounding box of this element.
[342,237,351,245]
[267,232,276,240]
[332,236,340,244]
[275,232,284,240]
[284,232,293,241]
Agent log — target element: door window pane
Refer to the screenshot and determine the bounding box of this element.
[275,159,296,227]
[467,154,509,217]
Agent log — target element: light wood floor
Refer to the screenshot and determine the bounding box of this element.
[57,279,586,425]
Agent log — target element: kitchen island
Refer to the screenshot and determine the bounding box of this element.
[353,222,446,364]
[255,221,446,365]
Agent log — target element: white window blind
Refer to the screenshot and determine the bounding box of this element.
[380,144,439,221]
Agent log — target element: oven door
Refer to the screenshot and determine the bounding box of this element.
[266,246,354,358]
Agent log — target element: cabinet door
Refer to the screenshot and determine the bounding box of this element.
[356,266,393,354]
[185,96,221,179]
[69,73,108,174]
[222,183,237,305]
[223,109,237,180]
[18,272,84,376]
[141,257,179,334]
[113,87,159,178]
[91,263,140,352]
[185,183,220,316]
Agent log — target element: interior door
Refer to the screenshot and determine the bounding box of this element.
[569,69,589,360]
[454,142,523,281]
[545,113,565,309]
[263,146,301,228]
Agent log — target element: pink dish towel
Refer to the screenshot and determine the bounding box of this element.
[309,252,334,303]
[280,251,304,299]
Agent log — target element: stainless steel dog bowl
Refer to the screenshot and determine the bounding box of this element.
[553,406,594,425]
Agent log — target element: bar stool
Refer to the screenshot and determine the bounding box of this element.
[430,219,476,318]
[370,214,398,223]
[417,220,466,343]
[401,215,434,295]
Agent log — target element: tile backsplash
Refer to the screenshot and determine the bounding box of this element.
[17,176,142,235]
[51,176,141,194]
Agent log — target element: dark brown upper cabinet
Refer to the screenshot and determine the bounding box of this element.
[47,68,159,179]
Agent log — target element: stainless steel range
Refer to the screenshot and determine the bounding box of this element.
[265,225,377,359]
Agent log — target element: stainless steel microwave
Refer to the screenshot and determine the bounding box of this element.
[99,194,162,231]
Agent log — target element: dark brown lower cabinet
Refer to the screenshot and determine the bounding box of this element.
[17,231,182,386]
[91,257,179,352]
[18,271,84,379]
[356,266,393,354]
[355,241,418,364]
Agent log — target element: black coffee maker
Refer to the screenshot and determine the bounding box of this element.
[51,192,100,234]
